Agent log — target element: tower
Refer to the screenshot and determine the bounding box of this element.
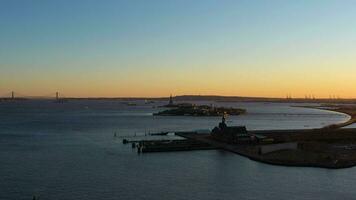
[219,114,227,130]
[169,94,173,105]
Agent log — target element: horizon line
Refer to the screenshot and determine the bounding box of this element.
[2,94,356,100]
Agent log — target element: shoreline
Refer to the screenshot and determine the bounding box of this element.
[295,105,356,129]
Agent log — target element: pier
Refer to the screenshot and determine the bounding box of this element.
[122,136,216,153]
[137,138,216,153]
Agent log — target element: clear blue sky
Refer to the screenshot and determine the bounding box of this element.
[1,0,356,97]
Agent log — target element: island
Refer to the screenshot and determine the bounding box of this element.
[154,103,246,116]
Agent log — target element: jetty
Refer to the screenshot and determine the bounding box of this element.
[137,138,216,153]
[122,137,216,153]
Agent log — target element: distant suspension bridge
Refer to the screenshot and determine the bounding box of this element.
[0,91,67,100]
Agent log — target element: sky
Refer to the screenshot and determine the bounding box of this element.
[1,0,356,98]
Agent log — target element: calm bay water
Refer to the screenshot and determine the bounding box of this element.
[0,100,354,200]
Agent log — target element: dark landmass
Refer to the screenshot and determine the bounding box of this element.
[170,95,356,103]
[64,95,356,103]
[6,95,356,104]
[153,104,246,116]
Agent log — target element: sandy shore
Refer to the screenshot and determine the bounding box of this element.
[296,104,356,129]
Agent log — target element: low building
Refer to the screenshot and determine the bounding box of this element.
[211,116,252,143]
[211,116,273,144]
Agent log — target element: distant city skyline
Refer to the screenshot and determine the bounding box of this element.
[1,0,356,98]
